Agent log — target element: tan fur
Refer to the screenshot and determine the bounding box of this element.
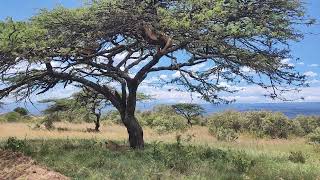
[104,140,129,151]
[142,24,173,54]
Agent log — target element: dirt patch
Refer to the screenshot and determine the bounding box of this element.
[0,150,69,180]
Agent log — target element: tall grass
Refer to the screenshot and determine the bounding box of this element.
[1,138,320,180]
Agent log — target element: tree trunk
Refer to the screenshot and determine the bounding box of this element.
[94,113,100,132]
[120,82,144,149]
[123,114,144,149]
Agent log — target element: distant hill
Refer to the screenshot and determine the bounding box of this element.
[1,102,320,118]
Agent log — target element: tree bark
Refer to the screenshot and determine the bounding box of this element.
[123,114,144,149]
[94,113,101,132]
[120,82,144,149]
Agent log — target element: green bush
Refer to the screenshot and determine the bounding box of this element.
[244,111,272,137]
[288,151,306,164]
[0,115,7,123]
[139,111,187,133]
[262,112,293,139]
[212,127,239,141]
[13,107,29,116]
[4,137,31,155]
[103,110,122,124]
[294,115,320,135]
[208,110,302,139]
[208,110,247,133]
[5,112,22,122]
[231,151,255,173]
[308,127,320,144]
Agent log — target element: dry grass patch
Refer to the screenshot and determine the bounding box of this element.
[0,122,313,155]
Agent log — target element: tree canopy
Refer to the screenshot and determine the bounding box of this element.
[172,103,205,126]
[0,0,313,148]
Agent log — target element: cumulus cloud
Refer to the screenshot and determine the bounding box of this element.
[281,58,294,67]
[138,84,204,103]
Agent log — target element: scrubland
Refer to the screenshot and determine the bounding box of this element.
[1,107,320,179]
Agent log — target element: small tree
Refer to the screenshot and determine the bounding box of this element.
[172,103,205,126]
[40,98,77,121]
[74,87,110,132]
[13,107,29,116]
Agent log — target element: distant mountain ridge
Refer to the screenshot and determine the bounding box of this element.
[1,102,320,118]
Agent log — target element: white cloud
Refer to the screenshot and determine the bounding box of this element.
[138,84,204,104]
[159,74,168,79]
[309,64,319,67]
[297,62,305,65]
[281,58,291,64]
[172,71,181,78]
[281,58,294,67]
[187,63,206,72]
[307,79,320,84]
[304,71,318,77]
[240,66,252,73]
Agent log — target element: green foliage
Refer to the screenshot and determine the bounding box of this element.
[208,110,307,140]
[42,114,57,130]
[143,114,187,133]
[288,151,306,164]
[41,98,76,115]
[139,105,188,133]
[172,103,205,125]
[213,127,239,142]
[231,151,255,173]
[103,110,122,124]
[4,137,31,155]
[262,112,293,139]
[308,127,320,144]
[4,112,21,122]
[13,107,29,116]
[103,105,189,133]
[294,115,320,135]
[208,110,246,133]
[3,139,319,179]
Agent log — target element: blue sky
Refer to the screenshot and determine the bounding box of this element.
[0,0,319,104]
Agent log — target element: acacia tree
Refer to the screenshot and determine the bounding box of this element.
[0,0,313,148]
[74,87,110,132]
[172,103,205,126]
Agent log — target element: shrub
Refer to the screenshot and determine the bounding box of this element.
[231,151,255,173]
[288,151,306,164]
[207,110,301,139]
[4,137,31,155]
[137,105,189,133]
[208,110,247,133]
[294,115,320,135]
[0,116,6,123]
[263,112,292,139]
[103,110,122,124]
[5,112,21,122]
[145,114,187,133]
[13,107,29,116]
[308,127,320,144]
[42,114,57,130]
[211,127,239,141]
[244,111,272,137]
